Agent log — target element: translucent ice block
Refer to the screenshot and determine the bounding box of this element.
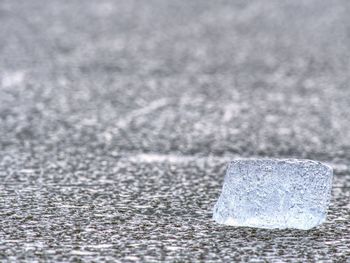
[213,159,333,230]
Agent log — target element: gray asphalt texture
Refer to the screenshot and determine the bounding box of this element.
[0,0,350,262]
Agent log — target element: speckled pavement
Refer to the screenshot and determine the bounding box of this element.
[0,0,350,262]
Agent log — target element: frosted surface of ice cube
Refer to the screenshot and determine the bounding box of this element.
[213,159,333,230]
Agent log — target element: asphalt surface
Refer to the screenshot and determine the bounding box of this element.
[0,0,350,262]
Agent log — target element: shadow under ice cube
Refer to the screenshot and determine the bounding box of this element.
[213,159,333,230]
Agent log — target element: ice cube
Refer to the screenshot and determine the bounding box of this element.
[213,159,333,230]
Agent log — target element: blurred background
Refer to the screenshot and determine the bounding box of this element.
[1,0,350,159]
[0,0,349,261]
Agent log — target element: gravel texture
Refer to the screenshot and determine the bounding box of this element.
[0,0,350,262]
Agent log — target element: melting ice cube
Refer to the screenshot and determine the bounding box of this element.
[213,159,333,230]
